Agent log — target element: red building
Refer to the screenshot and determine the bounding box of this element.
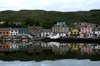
[0,28,10,37]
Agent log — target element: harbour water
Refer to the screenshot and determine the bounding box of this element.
[0,59,100,66]
[0,41,100,66]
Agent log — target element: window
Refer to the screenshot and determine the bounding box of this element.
[98,32,99,33]
[6,32,8,34]
[74,32,76,34]
[0,46,2,48]
[82,28,84,30]
[86,31,87,33]
[3,32,5,34]
[88,28,90,30]
[16,33,17,34]
[11,31,13,32]
[15,31,17,32]
[11,33,12,35]
[3,46,5,48]
[7,46,8,48]
[88,31,90,33]
[85,28,87,30]
[89,50,90,52]
[0,32,2,34]
[93,32,95,33]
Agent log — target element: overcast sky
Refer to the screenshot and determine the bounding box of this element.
[0,0,100,12]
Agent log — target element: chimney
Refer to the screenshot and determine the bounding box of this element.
[10,27,12,29]
[33,25,35,27]
[41,25,42,28]
[28,25,30,28]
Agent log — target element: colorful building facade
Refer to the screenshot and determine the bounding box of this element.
[0,28,10,37]
[81,25,92,37]
[18,28,28,36]
[69,28,81,36]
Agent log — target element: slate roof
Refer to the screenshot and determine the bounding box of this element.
[42,29,52,32]
[19,28,28,30]
[92,27,100,31]
[0,28,10,30]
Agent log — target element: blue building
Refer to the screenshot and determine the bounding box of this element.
[18,28,28,35]
[18,44,29,50]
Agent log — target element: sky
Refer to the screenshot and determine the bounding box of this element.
[0,0,100,12]
[0,59,100,66]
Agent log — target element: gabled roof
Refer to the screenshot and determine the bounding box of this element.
[19,28,28,30]
[0,28,10,30]
[42,29,52,32]
[92,27,100,31]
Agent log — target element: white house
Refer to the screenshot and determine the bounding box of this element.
[41,29,53,37]
[92,27,100,37]
[10,28,19,36]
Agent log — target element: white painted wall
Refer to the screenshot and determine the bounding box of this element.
[10,30,18,35]
[41,32,53,37]
[92,31,100,37]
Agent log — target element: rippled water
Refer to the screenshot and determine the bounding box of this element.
[0,59,100,66]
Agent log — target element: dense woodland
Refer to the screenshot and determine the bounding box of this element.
[0,9,100,28]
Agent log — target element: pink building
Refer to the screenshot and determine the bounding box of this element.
[81,25,92,37]
[81,44,92,54]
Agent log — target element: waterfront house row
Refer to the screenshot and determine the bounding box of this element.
[0,22,100,38]
[0,28,29,37]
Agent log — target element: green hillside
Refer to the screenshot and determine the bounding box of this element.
[0,9,100,28]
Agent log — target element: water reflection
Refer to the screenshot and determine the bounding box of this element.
[0,42,100,55]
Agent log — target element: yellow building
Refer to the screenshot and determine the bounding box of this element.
[69,28,81,36]
[69,45,81,50]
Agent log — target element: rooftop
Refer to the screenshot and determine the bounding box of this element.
[42,29,52,32]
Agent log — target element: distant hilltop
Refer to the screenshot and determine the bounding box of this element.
[0,9,100,23]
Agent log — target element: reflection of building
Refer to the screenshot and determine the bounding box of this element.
[81,44,92,54]
[81,25,92,37]
[52,45,69,54]
[28,44,42,54]
[18,44,29,50]
[41,42,52,49]
[52,22,69,36]
[10,44,19,51]
[0,44,10,51]
[69,44,81,51]
[92,27,100,37]
[92,44,100,54]
[68,28,80,36]
[28,25,42,36]
[41,29,53,37]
